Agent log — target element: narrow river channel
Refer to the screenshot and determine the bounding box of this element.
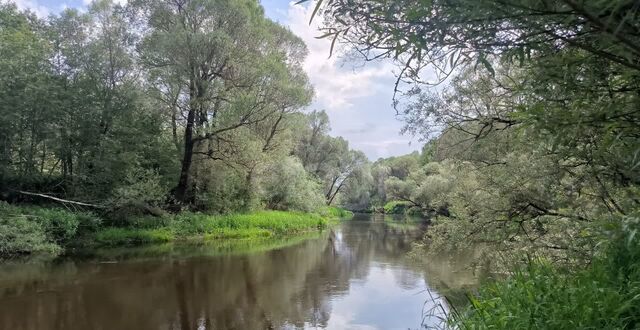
[0,213,480,330]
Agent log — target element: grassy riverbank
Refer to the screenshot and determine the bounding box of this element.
[93,210,338,247]
[450,221,640,329]
[0,202,351,257]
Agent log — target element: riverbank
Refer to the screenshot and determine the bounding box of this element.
[449,221,640,329]
[92,210,341,247]
[0,201,352,258]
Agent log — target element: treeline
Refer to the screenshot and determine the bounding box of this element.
[0,0,369,217]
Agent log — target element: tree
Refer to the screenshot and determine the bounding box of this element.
[260,156,324,212]
[139,0,312,206]
[294,112,370,206]
[0,4,52,186]
[324,149,368,206]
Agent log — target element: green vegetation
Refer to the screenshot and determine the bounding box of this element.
[304,0,640,327]
[173,211,333,237]
[0,0,370,215]
[383,201,423,216]
[0,202,348,254]
[320,206,354,220]
[0,202,100,256]
[94,211,337,247]
[452,221,640,329]
[94,228,175,247]
[0,0,368,258]
[308,0,640,264]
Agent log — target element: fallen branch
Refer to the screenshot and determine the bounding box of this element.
[10,189,106,209]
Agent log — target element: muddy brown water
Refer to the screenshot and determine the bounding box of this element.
[0,213,480,330]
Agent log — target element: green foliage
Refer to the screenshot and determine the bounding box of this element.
[90,210,337,247]
[172,211,330,236]
[383,201,412,214]
[310,0,640,270]
[0,1,376,235]
[261,156,325,212]
[26,208,81,243]
[94,228,174,247]
[453,216,640,329]
[112,168,168,208]
[294,110,372,207]
[203,228,272,240]
[1,202,101,242]
[0,202,100,257]
[320,206,354,219]
[0,213,59,257]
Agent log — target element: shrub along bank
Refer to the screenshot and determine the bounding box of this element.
[0,202,352,257]
[451,218,640,329]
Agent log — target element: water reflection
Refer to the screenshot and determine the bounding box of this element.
[0,214,480,330]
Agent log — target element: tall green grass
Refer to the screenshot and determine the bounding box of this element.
[451,219,640,329]
[172,210,330,235]
[1,202,344,254]
[92,210,336,247]
[94,228,174,247]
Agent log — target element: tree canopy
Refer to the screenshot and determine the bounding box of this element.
[303,0,640,265]
[0,1,370,216]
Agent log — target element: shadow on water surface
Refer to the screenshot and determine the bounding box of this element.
[0,214,482,330]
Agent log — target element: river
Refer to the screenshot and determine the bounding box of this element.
[0,213,480,330]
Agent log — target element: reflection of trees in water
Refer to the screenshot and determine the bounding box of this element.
[0,217,437,330]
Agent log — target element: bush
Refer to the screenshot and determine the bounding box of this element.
[94,228,174,246]
[112,168,167,208]
[383,201,412,214]
[260,157,325,212]
[123,215,174,229]
[320,206,354,219]
[0,213,59,257]
[453,217,640,329]
[0,202,100,256]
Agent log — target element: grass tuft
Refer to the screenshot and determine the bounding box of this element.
[94,228,174,247]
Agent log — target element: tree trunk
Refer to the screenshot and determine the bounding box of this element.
[173,107,196,204]
[173,70,202,205]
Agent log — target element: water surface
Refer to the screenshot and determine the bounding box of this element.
[0,213,480,330]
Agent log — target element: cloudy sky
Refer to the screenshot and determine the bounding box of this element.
[5,0,421,160]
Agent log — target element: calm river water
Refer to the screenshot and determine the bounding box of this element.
[0,213,480,330]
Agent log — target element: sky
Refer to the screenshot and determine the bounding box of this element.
[5,0,421,160]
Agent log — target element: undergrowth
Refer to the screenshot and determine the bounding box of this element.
[447,216,640,329]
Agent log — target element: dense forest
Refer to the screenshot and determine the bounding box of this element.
[2,0,640,328]
[0,0,374,256]
[0,0,373,212]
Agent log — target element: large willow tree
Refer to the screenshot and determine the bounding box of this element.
[138,0,313,205]
[0,0,323,213]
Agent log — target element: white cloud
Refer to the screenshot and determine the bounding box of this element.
[284,2,396,111]
[283,2,420,160]
[4,0,50,17]
[83,0,128,6]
